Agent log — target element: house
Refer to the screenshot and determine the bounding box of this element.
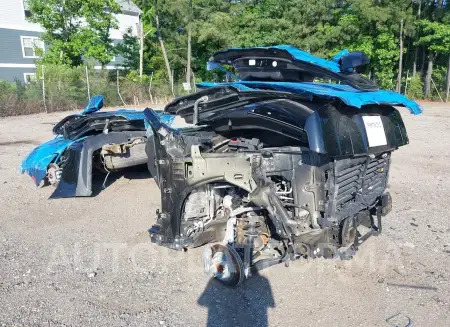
[0,0,141,83]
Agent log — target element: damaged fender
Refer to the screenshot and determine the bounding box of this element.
[51,131,146,198]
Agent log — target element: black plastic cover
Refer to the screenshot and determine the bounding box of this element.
[305,104,408,157]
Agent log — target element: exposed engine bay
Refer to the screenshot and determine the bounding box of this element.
[144,45,421,287]
[145,98,404,286]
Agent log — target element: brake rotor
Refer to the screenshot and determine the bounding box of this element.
[202,244,245,287]
[46,163,61,186]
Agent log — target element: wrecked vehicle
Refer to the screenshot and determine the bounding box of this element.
[145,45,422,287]
[21,95,175,198]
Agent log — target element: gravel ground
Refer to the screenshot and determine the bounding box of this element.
[0,103,449,327]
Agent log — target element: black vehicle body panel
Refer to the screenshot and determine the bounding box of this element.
[51,131,147,198]
[209,46,377,90]
[144,93,405,251]
[53,112,146,140]
[164,86,408,157]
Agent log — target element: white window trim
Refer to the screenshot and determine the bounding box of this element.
[20,35,44,59]
[23,73,36,84]
[20,0,27,20]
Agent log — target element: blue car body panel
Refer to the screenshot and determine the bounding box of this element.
[197,81,423,115]
[21,94,176,188]
[20,136,74,185]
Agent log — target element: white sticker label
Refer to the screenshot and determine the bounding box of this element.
[362,116,387,147]
[249,59,256,66]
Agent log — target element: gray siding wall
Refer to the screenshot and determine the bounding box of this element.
[0,67,36,82]
[0,28,125,82]
[0,28,41,65]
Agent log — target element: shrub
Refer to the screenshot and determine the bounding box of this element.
[0,65,180,116]
[405,76,424,100]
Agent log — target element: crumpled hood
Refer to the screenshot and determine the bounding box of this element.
[20,109,176,187]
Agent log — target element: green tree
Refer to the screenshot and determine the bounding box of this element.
[27,0,120,67]
[116,27,140,71]
[416,19,450,99]
[107,0,450,97]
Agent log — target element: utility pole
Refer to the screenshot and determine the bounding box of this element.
[412,0,422,77]
[41,65,47,113]
[85,66,91,100]
[396,18,404,93]
[138,15,144,79]
[446,54,450,103]
[186,0,192,93]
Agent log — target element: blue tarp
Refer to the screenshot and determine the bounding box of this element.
[205,45,422,115]
[81,94,104,114]
[273,45,342,73]
[197,81,423,115]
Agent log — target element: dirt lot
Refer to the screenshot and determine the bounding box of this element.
[0,103,449,327]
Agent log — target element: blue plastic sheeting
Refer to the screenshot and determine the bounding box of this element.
[218,45,343,73]
[20,108,177,186]
[81,94,104,114]
[144,108,182,136]
[150,111,176,126]
[273,45,342,73]
[197,81,423,115]
[332,49,350,63]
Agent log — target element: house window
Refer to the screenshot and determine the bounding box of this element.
[21,0,31,18]
[24,73,36,84]
[110,42,116,62]
[21,36,44,58]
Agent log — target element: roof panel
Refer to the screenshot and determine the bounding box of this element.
[117,0,141,15]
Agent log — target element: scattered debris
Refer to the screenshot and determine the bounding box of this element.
[410,222,419,227]
[87,271,97,278]
[386,312,413,327]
